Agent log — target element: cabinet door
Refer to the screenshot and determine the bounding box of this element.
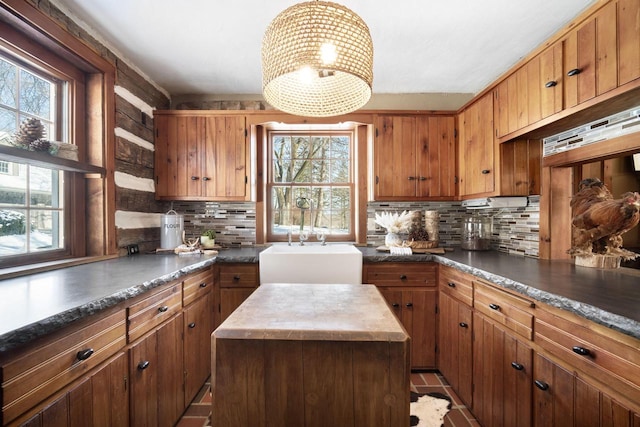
[130,314,184,427]
[416,116,456,198]
[21,353,129,427]
[402,289,437,369]
[473,313,532,427]
[564,2,618,109]
[155,115,205,198]
[458,93,495,196]
[539,43,563,120]
[374,115,417,199]
[204,115,248,200]
[437,292,473,407]
[220,287,256,323]
[184,293,213,406]
[618,0,640,86]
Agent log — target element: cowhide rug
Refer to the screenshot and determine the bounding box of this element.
[410,391,452,427]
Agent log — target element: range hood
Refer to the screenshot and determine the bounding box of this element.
[461,196,528,210]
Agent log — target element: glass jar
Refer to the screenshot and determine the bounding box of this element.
[461,214,492,251]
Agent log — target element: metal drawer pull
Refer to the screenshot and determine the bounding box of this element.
[448,282,456,288]
[572,346,591,356]
[233,275,241,281]
[158,305,169,313]
[511,362,524,371]
[202,177,211,181]
[188,322,196,329]
[138,361,150,370]
[76,348,94,361]
[399,274,407,280]
[545,80,557,88]
[392,303,400,308]
[481,169,490,174]
[191,176,199,180]
[534,380,549,391]
[489,303,500,311]
[459,322,468,328]
[406,302,413,308]
[408,176,416,180]
[199,282,207,288]
[567,68,581,76]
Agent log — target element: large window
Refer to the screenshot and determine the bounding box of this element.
[267,131,355,242]
[0,37,77,266]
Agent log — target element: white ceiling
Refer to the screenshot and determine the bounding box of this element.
[52,0,597,102]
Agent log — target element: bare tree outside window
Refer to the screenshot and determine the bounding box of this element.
[268,131,354,241]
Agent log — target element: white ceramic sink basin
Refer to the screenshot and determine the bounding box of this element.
[259,244,362,285]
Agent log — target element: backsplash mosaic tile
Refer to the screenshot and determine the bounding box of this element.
[171,196,540,257]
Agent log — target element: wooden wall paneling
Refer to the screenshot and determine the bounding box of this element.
[264,340,305,425]
[618,0,640,86]
[302,341,354,427]
[595,1,618,97]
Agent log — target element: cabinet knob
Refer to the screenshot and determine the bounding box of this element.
[233,275,241,281]
[188,322,196,329]
[408,176,416,180]
[545,80,557,88]
[158,305,169,313]
[191,176,199,181]
[138,361,150,371]
[481,169,490,175]
[202,177,211,181]
[511,361,524,371]
[199,282,207,288]
[448,282,456,288]
[76,348,94,361]
[534,380,549,391]
[459,322,468,328]
[489,303,500,311]
[399,274,407,280]
[406,302,413,308]
[572,346,591,356]
[567,68,581,76]
[392,303,400,308]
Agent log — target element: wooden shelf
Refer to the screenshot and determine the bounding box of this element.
[0,144,105,175]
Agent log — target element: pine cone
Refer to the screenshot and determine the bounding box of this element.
[13,118,46,149]
[29,138,51,152]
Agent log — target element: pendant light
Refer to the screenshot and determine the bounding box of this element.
[261,0,374,117]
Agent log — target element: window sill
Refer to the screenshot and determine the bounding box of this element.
[0,255,118,280]
[0,144,105,175]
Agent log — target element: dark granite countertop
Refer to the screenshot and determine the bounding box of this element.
[1,245,639,353]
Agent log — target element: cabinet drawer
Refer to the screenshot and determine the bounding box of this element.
[535,308,640,398]
[473,280,534,339]
[1,310,126,424]
[219,264,258,288]
[127,283,182,342]
[183,268,213,307]
[438,265,473,306]
[364,263,436,287]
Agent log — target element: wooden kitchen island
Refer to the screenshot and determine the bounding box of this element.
[211,283,410,427]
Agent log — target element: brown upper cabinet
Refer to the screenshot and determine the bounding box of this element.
[373,114,456,200]
[458,93,496,197]
[494,0,640,140]
[154,112,249,201]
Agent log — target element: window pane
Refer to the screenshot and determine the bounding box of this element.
[0,161,26,205]
[0,208,26,255]
[20,69,51,120]
[273,136,291,159]
[30,166,56,207]
[30,209,62,251]
[292,160,311,183]
[0,107,16,145]
[0,59,17,108]
[331,136,350,159]
[331,159,349,182]
[292,136,310,159]
[311,136,329,158]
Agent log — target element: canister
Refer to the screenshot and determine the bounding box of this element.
[461,214,492,251]
[160,209,184,249]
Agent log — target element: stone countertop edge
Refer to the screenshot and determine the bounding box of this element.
[431,255,640,341]
[0,256,219,353]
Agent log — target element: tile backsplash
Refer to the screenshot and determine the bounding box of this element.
[172,196,540,257]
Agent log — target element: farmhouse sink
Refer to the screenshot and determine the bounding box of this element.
[259,244,362,285]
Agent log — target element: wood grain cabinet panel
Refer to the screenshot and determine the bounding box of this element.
[373,115,456,200]
[364,263,437,369]
[127,283,182,343]
[183,292,213,406]
[182,267,213,307]
[473,280,535,340]
[618,0,640,86]
[217,263,259,325]
[1,310,126,425]
[154,112,249,201]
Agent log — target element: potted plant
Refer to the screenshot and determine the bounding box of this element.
[200,229,216,248]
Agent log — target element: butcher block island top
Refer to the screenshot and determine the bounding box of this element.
[211,283,411,427]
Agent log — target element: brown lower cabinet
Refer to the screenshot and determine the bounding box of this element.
[217,263,259,325]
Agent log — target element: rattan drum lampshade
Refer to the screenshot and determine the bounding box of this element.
[261,0,373,117]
